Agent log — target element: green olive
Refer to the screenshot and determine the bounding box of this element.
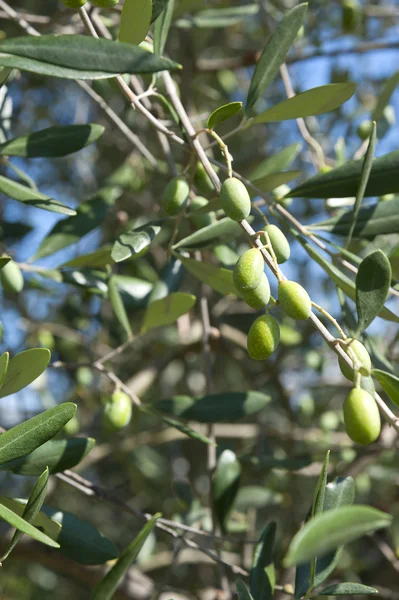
[188,196,216,228]
[338,339,371,380]
[342,0,361,33]
[233,248,264,292]
[247,314,280,360]
[343,388,381,445]
[162,176,190,216]
[0,260,24,294]
[241,273,270,310]
[357,120,373,140]
[263,224,291,264]
[278,280,311,320]
[193,162,217,195]
[63,415,80,436]
[91,0,119,7]
[220,177,251,222]
[102,391,132,430]
[61,0,87,7]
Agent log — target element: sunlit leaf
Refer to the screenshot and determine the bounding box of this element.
[119,0,152,46]
[208,102,242,130]
[355,250,391,333]
[141,292,196,332]
[0,348,50,398]
[0,175,75,216]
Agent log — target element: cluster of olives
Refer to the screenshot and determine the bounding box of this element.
[102,390,132,431]
[219,176,311,360]
[61,0,119,9]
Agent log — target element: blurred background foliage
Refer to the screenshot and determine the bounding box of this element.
[0,0,399,598]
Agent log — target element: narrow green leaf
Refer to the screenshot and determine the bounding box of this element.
[108,276,132,338]
[285,506,392,567]
[141,292,196,332]
[294,233,399,323]
[245,3,307,114]
[250,522,276,600]
[178,255,237,296]
[112,223,161,263]
[372,369,399,407]
[208,102,242,130]
[345,121,376,248]
[390,246,399,281]
[0,35,181,80]
[291,150,399,199]
[0,497,61,540]
[155,391,271,423]
[2,468,49,561]
[309,197,399,238]
[0,348,50,399]
[252,170,300,192]
[0,437,96,475]
[119,0,152,46]
[0,175,76,216]
[0,502,59,549]
[0,403,77,465]
[172,217,242,249]
[34,187,120,260]
[312,450,330,517]
[42,507,118,565]
[355,250,392,333]
[93,514,160,599]
[318,582,378,596]
[0,257,11,270]
[0,352,9,389]
[153,412,215,445]
[60,246,113,269]
[154,0,175,55]
[372,71,399,121]
[252,84,355,124]
[0,124,104,158]
[212,450,241,533]
[237,580,255,600]
[176,5,259,29]
[248,143,301,181]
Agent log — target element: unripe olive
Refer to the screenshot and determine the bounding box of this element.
[0,260,24,294]
[61,0,87,7]
[272,184,292,207]
[63,415,80,436]
[241,273,270,310]
[247,314,280,360]
[193,162,217,195]
[220,177,251,222]
[357,120,373,140]
[162,176,189,216]
[278,280,311,320]
[263,224,291,264]
[91,0,119,7]
[338,339,371,380]
[189,196,216,228]
[102,391,132,431]
[233,248,264,292]
[343,388,381,445]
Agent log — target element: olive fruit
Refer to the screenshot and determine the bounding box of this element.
[241,273,270,310]
[162,176,190,216]
[357,120,373,140]
[193,162,217,195]
[0,260,24,293]
[263,224,290,264]
[91,0,119,7]
[102,391,132,430]
[342,0,361,33]
[343,388,381,445]
[278,280,311,320]
[220,177,251,221]
[247,314,280,360]
[63,415,80,436]
[233,248,264,292]
[189,196,216,228]
[338,339,371,380]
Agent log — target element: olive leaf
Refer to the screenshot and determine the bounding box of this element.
[111,223,161,263]
[250,521,276,600]
[248,143,302,180]
[246,3,307,114]
[0,502,59,550]
[212,450,241,533]
[154,0,175,55]
[236,580,255,600]
[208,102,243,130]
[119,0,152,46]
[317,582,378,596]
[0,175,76,216]
[0,348,51,398]
[372,369,399,407]
[178,255,237,296]
[108,276,133,338]
[141,292,196,332]
[355,250,392,334]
